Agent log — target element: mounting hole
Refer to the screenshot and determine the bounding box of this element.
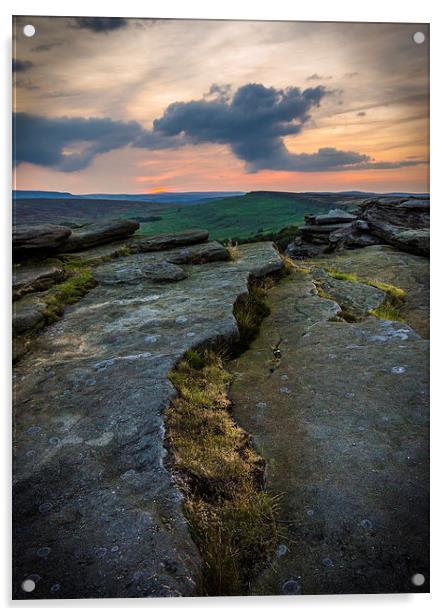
[21,578,36,593]
[23,24,36,37]
[413,31,425,44]
[411,573,425,587]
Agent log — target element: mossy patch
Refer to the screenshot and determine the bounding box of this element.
[167,349,280,595]
[42,262,96,323]
[324,268,407,323]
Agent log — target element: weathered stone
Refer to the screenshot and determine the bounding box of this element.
[12,242,283,599]
[94,260,187,285]
[328,224,381,250]
[230,269,429,595]
[308,245,429,338]
[366,223,430,256]
[166,241,229,265]
[59,241,130,265]
[130,229,209,253]
[305,209,357,225]
[311,267,386,317]
[357,197,429,256]
[61,219,139,252]
[13,261,65,300]
[12,295,47,336]
[13,224,72,255]
[302,223,352,235]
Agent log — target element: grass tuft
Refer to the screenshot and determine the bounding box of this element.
[42,263,96,323]
[224,240,239,261]
[324,268,407,323]
[167,349,280,595]
[232,278,274,355]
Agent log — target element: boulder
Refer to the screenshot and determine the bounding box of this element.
[61,219,139,252]
[130,229,209,252]
[12,295,47,336]
[13,224,71,255]
[328,224,381,251]
[359,197,429,230]
[13,260,65,300]
[166,241,229,265]
[305,209,357,225]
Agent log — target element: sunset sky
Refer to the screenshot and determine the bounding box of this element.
[13,17,429,194]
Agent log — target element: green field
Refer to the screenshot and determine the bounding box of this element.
[14,190,367,243]
[137,192,351,241]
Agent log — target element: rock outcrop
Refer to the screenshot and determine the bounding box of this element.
[61,219,140,252]
[129,229,209,253]
[13,224,72,256]
[286,197,429,258]
[13,261,65,301]
[230,258,429,594]
[12,241,283,599]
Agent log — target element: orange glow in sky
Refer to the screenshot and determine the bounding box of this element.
[13,18,429,194]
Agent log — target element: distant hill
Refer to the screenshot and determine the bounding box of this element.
[13,190,244,204]
[13,190,429,242]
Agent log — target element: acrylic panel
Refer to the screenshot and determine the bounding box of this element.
[12,16,429,599]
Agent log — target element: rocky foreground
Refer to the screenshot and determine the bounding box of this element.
[230,246,429,594]
[12,197,429,598]
[12,221,282,599]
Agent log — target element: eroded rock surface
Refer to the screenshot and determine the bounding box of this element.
[13,261,65,301]
[308,245,429,338]
[62,219,140,252]
[12,242,283,599]
[230,269,429,595]
[129,229,209,253]
[13,224,72,255]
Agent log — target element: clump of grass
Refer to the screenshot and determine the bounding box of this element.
[313,280,333,300]
[42,263,96,323]
[224,240,239,261]
[232,277,274,355]
[326,269,360,283]
[281,255,310,275]
[364,279,406,300]
[324,269,407,322]
[116,244,132,257]
[167,349,280,595]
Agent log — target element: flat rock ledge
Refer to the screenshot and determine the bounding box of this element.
[12,242,283,599]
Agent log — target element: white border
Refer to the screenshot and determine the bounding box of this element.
[2,1,444,615]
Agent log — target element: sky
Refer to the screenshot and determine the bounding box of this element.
[12,17,429,194]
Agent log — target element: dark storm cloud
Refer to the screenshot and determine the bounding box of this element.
[12,59,33,72]
[13,113,142,171]
[150,83,421,172]
[73,17,128,33]
[13,83,425,173]
[151,83,331,171]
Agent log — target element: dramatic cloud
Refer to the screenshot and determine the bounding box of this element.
[151,83,329,171]
[13,83,425,173]
[73,17,128,33]
[12,59,33,73]
[13,113,142,171]
[151,83,423,172]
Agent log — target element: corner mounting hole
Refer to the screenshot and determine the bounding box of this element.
[21,578,36,593]
[411,573,425,587]
[413,31,425,44]
[23,24,36,37]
